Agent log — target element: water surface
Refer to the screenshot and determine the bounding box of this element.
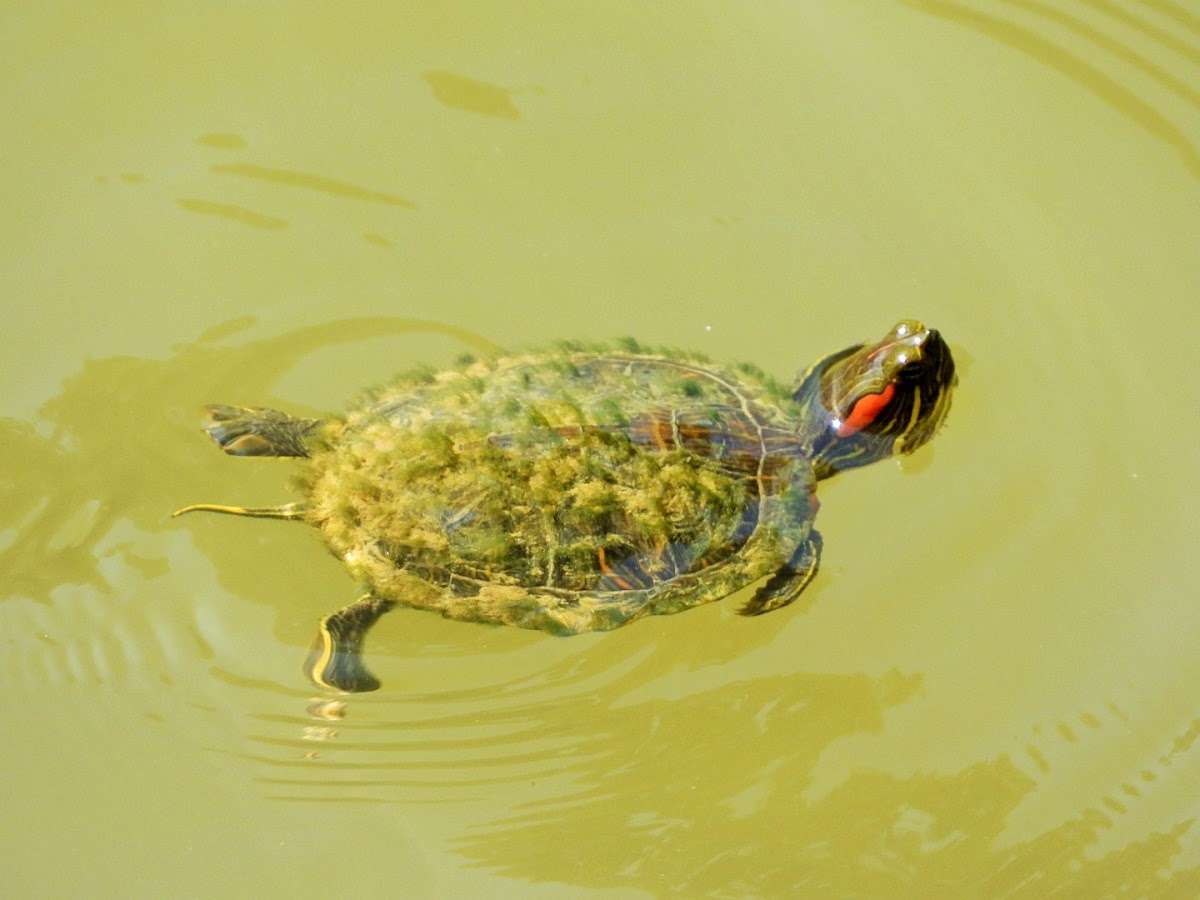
[3,2,1199,896]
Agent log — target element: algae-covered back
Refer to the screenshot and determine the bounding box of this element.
[301,347,815,631]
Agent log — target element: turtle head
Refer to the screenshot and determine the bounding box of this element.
[795,320,956,479]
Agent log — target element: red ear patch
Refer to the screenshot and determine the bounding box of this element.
[837,383,895,437]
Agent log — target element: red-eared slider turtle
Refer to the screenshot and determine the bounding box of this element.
[175,320,956,692]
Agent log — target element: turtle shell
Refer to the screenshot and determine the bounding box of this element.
[301,345,817,634]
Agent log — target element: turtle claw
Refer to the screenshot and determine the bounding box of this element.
[303,596,396,693]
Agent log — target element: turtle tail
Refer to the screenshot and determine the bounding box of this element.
[172,502,307,520]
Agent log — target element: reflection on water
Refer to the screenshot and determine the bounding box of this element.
[422,71,527,120]
[172,132,420,243]
[448,689,1200,897]
[3,304,1199,893]
[211,164,418,208]
[244,645,1200,896]
[0,317,499,609]
[904,0,1200,179]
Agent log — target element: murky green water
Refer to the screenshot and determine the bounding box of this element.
[4,2,1200,896]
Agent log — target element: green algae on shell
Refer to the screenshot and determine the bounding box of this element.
[300,347,813,634]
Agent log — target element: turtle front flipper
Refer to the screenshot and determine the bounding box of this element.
[200,404,323,457]
[304,596,397,693]
[739,531,824,616]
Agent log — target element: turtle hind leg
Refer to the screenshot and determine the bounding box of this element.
[739,531,824,616]
[200,404,323,457]
[304,596,397,693]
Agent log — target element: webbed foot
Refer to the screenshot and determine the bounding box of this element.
[200,404,322,457]
[304,596,397,693]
